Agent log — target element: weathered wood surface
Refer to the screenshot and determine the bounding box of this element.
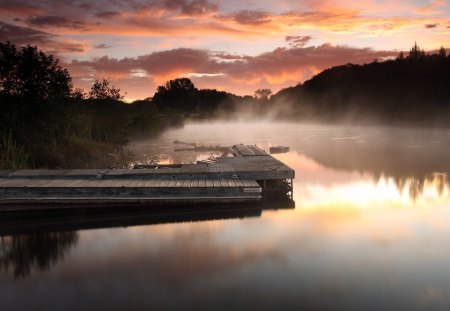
[0,177,262,208]
[0,178,260,188]
[3,145,294,180]
[0,144,294,210]
[232,144,268,156]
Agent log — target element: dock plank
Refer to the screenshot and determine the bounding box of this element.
[199,179,206,188]
[0,144,293,209]
[160,179,171,187]
[205,179,214,187]
[174,180,184,187]
[191,179,199,188]
[183,179,191,187]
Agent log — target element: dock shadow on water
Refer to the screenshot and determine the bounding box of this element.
[0,198,294,279]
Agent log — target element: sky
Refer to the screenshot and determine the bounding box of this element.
[1,0,449,101]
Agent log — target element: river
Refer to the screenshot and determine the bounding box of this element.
[1,122,450,310]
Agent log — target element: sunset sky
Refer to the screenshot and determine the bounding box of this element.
[1,0,449,101]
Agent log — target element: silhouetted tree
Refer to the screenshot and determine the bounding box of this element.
[89,79,123,100]
[408,42,425,60]
[0,41,72,100]
[71,88,86,100]
[197,89,237,115]
[0,41,72,164]
[438,46,446,58]
[254,88,272,100]
[162,78,195,92]
[153,78,198,112]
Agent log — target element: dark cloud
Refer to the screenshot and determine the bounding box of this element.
[150,0,218,16]
[0,0,219,24]
[425,23,438,28]
[180,0,218,15]
[67,44,398,95]
[213,52,244,61]
[0,21,53,45]
[94,43,112,49]
[0,21,84,52]
[78,2,93,10]
[27,15,86,29]
[0,1,41,15]
[95,11,120,18]
[51,42,85,53]
[232,10,271,25]
[285,35,313,48]
[137,48,219,74]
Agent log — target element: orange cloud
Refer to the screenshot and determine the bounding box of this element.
[3,0,447,40]
[63,44,398,99]
[2,0,449,98]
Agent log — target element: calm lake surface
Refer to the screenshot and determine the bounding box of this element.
[2,122,450,310]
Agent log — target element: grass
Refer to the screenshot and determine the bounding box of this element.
[0,132,29,170]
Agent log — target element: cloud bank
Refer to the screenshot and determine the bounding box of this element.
[0,0,448,99]
[65,44,397,99]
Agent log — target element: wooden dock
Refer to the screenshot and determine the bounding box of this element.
[0,144,294,211]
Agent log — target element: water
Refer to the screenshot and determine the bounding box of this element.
[1,122,450,310]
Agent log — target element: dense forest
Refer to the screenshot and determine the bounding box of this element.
[271,44,450,124]
[0,42,181,169]
[1,41,449,169]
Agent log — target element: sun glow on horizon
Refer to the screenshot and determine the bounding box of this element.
[1,0,449,98]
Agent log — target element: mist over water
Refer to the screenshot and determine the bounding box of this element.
[2,121,450,310]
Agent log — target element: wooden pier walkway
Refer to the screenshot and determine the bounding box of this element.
[0,144,294,211]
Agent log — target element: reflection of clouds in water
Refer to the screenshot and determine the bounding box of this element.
[418,286,450,309]
[2,206,450,309]
[3,122,450,309]
[124,123,450,305]
[0,224,285,309]
[274,151,449,204]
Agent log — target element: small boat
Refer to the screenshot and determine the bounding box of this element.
[270,146,289,154]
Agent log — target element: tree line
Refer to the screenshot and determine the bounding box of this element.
[271,43,450,124]
[0,42,182,168]
[2,41,450,168]
[0,41,274,168]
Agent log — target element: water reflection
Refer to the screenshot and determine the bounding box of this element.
[0,200,293,279]
[2,123,450,310]
[295,126,450,198]
[0,231,78,278]
[276,151,449,206]
[0,204,284,236]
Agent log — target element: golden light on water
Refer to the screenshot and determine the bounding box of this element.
[275,151,450,211]
[296,176,450,210]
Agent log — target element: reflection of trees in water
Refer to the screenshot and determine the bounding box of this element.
[0,231,78,278]
[374,173,449,200]
[301,133,450,199]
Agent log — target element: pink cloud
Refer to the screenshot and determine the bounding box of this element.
[64,44,398,99]
[0,21,85,53]
[415,0,447,15]
[2,0,448,99]
[286,35,313,48]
